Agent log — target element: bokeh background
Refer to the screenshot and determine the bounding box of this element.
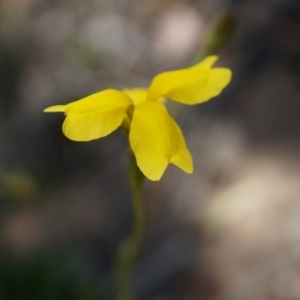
[1,0,300,299]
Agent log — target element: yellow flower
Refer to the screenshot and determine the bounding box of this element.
[44,56,231,181]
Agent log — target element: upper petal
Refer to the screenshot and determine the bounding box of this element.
[44,89,133,141]
[146,55,231,105]
[123,88,147,106]
[129,101,193,181]
[124,88,166,106]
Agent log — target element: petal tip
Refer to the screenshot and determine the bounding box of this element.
[44,105,66,113]
[197,55,219,69]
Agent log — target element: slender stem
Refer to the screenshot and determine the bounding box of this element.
[113,153,145,300]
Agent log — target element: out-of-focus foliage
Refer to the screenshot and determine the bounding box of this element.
[0,252,99,300]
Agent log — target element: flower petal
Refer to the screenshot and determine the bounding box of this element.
[45,89,133,141]
[123,88,147,105]
[129,101,193,181]
[169,117,193,174]
[124,88,165,106]
[146,55,231,105]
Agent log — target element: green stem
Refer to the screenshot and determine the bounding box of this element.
[113,153,145,300]
[189,12,236,65]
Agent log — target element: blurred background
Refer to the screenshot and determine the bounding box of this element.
[1,0,300,299]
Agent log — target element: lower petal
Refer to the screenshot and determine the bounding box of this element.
[169,117,193,174]
[129,101,193,180]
